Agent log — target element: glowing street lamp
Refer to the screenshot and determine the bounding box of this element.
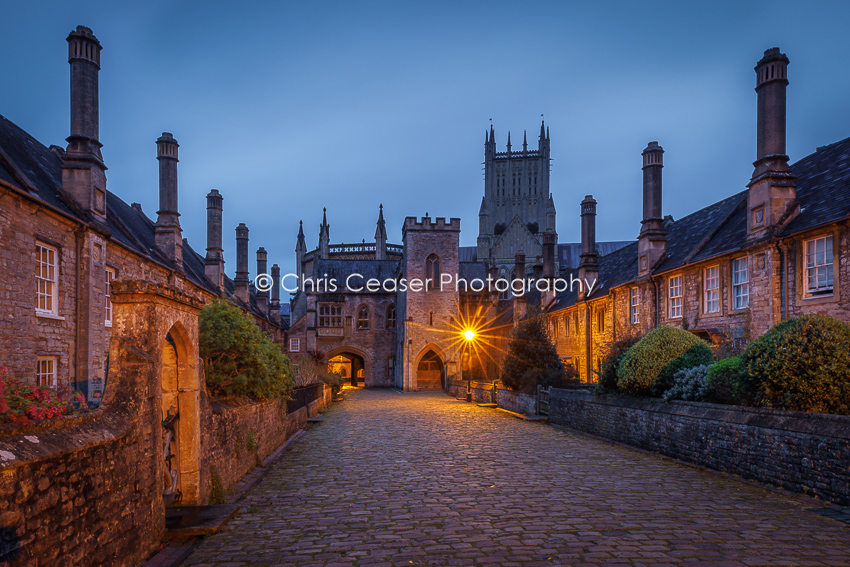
[462,329,476,402]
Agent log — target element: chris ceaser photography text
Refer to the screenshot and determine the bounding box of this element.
[253,272,599,296]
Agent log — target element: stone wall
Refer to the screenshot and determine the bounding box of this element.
[0,381,327,566]
[548,389,850,505]
[445,379,497,404]
[495,388,536,415]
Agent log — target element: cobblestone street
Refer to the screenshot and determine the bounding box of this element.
[182,389,850,566]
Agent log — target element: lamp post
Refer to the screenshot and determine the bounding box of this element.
[462,329,475,402]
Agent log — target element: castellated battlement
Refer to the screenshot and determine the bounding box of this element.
[403,215,461,232]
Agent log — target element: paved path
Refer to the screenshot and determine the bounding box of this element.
[182,389,850,566]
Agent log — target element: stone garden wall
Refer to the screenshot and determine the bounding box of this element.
[0,384,328,566]
[549,389,850,505]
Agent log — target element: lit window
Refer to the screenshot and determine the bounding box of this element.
[386,304,396,329]
[629,287,639,325]
[552,318,558,339]
[805,235,834,296]
[669,275,683,319]
[732,258,749,309]
[318,304,342,327]
[426,254,441,291]
[704,266,720,314]
[596,309,605,333]
[35,243,58,315]
[105,267,116,326]
[357,306,370,329]
[36,356,58,388]
[289,338,300,352]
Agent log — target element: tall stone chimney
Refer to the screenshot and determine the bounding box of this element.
[62,26,107,223]
[542,231,556,279]
[638,142,667,276]
[154,133,182,269]
[748,47,796,240]
[270,263,281,320]
[235,223,250,304]
[578,195,598,299]
[256,247,269,314]
[205,189,225,290]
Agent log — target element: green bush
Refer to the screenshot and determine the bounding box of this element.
[199,300,294,400]
[617,326,714,396]
[500,313,566,393]
[664,365,711,401]
[741,314,850,414]
[594,335,642,394]
[704,356,753,406]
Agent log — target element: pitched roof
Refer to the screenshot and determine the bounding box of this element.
[782,136,850,236]
[558,241,632,269]
[0,113,277,323]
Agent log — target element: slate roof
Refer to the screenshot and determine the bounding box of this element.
[0,113,276,322]
[459,246,477,262]
[782,136,850,236]
[312,258,401,286]
[558,241,632,269]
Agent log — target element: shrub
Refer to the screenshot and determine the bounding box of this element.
[199,300,294,400]
[741,314,850,414]
[664,365,711,401]
[594,335,642,394]
[293,349,344,396]
[500,312,566,393]
[704,356,753,406]
[617,326,714,396]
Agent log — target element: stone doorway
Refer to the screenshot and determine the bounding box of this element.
[329,353,366,387]
[417,350,444,390]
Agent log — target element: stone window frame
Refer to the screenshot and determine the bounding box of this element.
[668,274,683,319]
[35,241,60,318]
[803,234,834,297]
[703,265,721,315]
[289,338,301,353]
[596,307,605,334]
[629,287,639,325]
[357,305,370,330]
[318,303,343,328]
[425,254,441,291]
[385,304,396,329]
[794,228,841,306]
[105,266,116,327]
[730,256,749,311]
[36,355,58,388]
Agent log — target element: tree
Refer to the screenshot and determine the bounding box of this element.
[199,300,293,400]
[499,312,567,393]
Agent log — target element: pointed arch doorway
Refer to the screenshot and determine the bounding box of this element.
[416,349,444,390]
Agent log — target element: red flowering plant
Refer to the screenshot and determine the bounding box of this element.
[0,369,78,424]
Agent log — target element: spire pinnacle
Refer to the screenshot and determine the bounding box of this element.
[523,130,528,152]
[375,203,387,239]
[540,119,545,140]
[507,131,512,153]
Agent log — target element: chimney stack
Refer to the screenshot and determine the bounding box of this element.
[578,195,598,298]
[62,26,107,222]
[235,223,250,304]
[256,247,269,314]
[748,48,796,239]
[154,133,182,269]
[638,142,667,276]
[270,263,281,321]
[205,189,225,290]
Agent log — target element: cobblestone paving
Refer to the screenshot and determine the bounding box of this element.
[182,389,850,566]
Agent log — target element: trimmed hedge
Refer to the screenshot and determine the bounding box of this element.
[742,314,850,414]
[617,326,713,396]
[594,335,642,394]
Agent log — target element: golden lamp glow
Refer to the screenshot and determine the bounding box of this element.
[462,329,476,342]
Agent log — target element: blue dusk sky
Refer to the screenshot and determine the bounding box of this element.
[3,1,850,276]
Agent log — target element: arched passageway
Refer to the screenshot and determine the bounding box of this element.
[416,350,444,390]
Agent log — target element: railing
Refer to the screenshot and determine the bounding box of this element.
[287,383,324,414]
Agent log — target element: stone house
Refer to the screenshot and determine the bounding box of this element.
[0,26,284,400]
[546,47,850,383]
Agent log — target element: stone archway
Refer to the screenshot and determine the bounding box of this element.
[326,346,372,387]
[107,281,203,508]
[414,344,447,391]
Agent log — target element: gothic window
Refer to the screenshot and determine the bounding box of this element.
[426,254,441,291]
[357,305,370,329]
[386,304,396,329]
[596,308,605,333]
[319,303,343,327]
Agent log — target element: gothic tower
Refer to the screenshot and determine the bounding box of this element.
[478,121,556,272]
